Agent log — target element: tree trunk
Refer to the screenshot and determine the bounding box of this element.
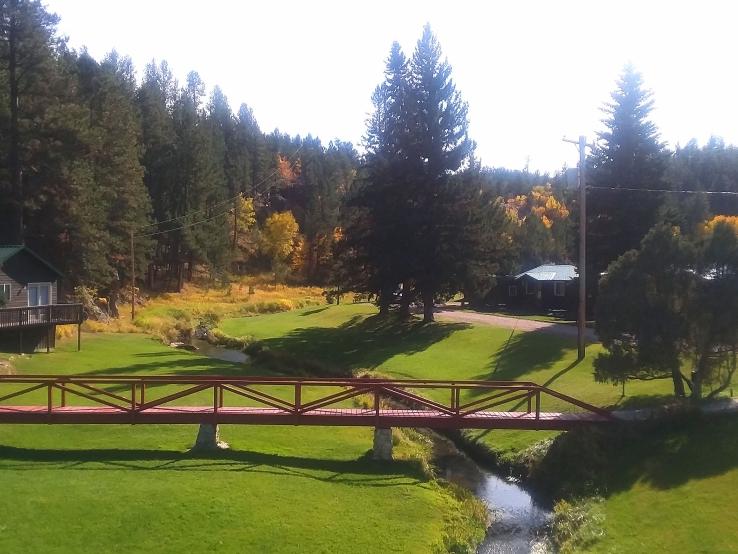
[422,288,434,323]
[232,205,238,252]
[378,284,392,316]
[7,3,23,244]
[691,370,702,402]
[177,262,184,292]
[690,351,708,401]
[108,287,120,319]
[672,367,686,398]
[398,282,412,319]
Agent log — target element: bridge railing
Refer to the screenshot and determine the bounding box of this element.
[0,375,614,423]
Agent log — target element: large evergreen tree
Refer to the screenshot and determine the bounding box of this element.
[78,51,153,302]
[0,0,60,242]
[406,25,475,322]
[343,42,414,312]
[344,27,496,322]
[587,65,669,277]
[173,71,230,277]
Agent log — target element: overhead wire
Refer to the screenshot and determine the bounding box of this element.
[587,185,738,196]
[137,143,304,230]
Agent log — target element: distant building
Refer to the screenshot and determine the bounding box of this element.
[0,245,83,352]
[486,264,578,314]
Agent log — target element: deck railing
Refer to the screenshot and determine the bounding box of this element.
[0,304,84,329]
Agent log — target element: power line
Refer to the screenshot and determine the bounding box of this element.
[587,185,738,196]
[138,144,304,229]
[135,207,233,238]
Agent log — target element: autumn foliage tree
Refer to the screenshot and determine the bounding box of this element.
[261,211,299,283]
[505,184,571,269]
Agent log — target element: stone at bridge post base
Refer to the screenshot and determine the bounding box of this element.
[192,423,229,451]
[373,427,393,461]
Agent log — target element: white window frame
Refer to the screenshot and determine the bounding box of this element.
[553,282,566,297]
[27,282,52,306]
[0,283,10,304]
[508,285,518,297]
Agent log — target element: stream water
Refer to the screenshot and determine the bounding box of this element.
[191,339,250,364]
[433,440,552,553]
[193,342,552,552]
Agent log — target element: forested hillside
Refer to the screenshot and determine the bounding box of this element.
[1,1,738,316]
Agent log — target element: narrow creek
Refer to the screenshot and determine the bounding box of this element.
[191,339,250,364]
[192,341,553,553]
[433,439,552,553]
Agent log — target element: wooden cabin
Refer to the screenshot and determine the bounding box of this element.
[485,264,578,315]
[0,245,83,352]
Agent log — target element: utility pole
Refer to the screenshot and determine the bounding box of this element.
[130,230,136,321]
[563,135,589,360]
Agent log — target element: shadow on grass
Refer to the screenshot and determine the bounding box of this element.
[78,314,468,380]
[531,412,738,501]
[256,314,471,375]
[608,393,677,410]
[81,353,246,377]
[300,307,329,317]
[484,329,573,383]
[0,445,424,487]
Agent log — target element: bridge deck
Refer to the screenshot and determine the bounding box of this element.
[0,405,608,430]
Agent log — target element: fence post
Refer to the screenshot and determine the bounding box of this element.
[374,387,380,423]
[294,383,301,414]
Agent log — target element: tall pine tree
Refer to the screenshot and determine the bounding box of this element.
[587,65,669,277]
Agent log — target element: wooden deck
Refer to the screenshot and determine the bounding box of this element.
[0,405,610,429]
[0,304,84,330]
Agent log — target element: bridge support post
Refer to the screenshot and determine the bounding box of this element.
[192,423,229,451]
[372,427,393,461]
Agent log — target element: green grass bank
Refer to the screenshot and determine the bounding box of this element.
[0,333,484,553]
[220,303,738,552]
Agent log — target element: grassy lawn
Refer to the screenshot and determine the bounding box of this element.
[587,415,738,552]
[0,333,477,553]
[220,303,674,456]
[221,303,738,552]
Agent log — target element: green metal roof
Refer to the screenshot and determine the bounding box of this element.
[516,264,578,281]
[0,245,24,264]
[0,244,63,276]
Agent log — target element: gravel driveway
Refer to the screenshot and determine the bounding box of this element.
[434,308,599,342]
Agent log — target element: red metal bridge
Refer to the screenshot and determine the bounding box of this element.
[0,376,614,430]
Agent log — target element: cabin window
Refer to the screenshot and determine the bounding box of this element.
[0,284,10,305]
[554,282,566,297]
[28,283,52,306]
[525,281,536,295]
[508,285,518,297]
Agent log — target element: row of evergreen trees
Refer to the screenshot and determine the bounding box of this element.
[2,1,737,318]
[0,0,356,301]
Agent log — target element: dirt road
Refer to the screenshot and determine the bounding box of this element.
[434,308,599,342]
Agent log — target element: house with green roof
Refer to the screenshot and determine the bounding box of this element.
[0,245,82,352]
[485,263,579,314]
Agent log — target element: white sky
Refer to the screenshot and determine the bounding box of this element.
[45,0,738,173]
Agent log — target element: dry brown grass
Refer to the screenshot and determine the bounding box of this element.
[79,276,325,342]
